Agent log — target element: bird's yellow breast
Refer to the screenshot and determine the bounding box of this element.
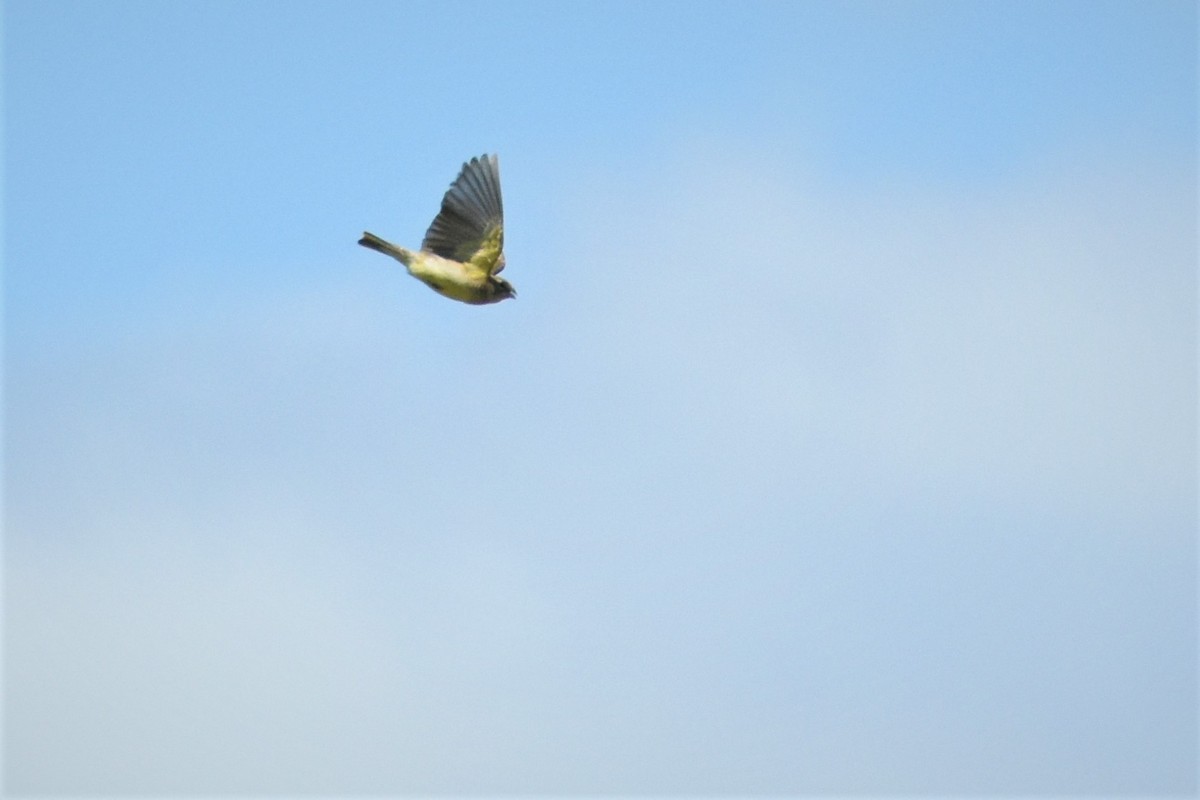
[406,252,493,304]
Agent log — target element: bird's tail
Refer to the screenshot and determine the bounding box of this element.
[358,231,413,265]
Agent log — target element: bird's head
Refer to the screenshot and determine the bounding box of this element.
[491,276,516,302]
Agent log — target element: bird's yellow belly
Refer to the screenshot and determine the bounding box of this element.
[407,253,490,304]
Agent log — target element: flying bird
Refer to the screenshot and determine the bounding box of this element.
[358,154,513,305]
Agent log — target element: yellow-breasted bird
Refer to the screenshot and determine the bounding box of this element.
[358,154,514,305]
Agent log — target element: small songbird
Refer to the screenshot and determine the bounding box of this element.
[358,154,514,305]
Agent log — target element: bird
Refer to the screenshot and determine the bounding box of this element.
[358,154,514,305]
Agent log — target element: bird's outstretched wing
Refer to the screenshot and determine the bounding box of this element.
[421,154,505,274]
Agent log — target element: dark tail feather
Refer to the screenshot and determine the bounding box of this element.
[358,231,412,264]
[358,231,392,254]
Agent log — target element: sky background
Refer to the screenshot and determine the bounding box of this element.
[3,0,1197,795]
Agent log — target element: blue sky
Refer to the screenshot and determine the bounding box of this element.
[4,0,1197,795]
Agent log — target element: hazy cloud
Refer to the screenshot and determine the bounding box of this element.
[6,148,1195,794]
